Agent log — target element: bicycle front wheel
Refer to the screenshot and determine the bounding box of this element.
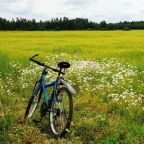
[24,81,42,120]
[48,87,73,137]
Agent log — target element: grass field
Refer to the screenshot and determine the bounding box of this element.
[0,31,144,144]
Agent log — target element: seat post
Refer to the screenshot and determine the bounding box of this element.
[58,68,62,77]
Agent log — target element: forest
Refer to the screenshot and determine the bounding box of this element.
[1,17,144,30]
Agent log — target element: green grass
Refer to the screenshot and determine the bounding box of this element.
[0,31,144,144]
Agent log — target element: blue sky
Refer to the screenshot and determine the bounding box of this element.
[0,0,144,22]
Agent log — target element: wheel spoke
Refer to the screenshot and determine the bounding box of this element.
[49,88,72,136]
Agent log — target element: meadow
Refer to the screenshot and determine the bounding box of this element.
[0,31,144,144]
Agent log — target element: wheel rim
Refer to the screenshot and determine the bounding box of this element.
[27,95,39,118]
[50,90,70,134]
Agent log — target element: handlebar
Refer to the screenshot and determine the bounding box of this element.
[29,54,65,75]
[30,54,39,59]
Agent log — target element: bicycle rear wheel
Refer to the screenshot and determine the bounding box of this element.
[24,82,42,120]
[48,87,73,137]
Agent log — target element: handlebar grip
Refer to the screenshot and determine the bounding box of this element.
[30,54,39,60]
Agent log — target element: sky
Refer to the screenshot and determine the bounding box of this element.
[0,0,144,23]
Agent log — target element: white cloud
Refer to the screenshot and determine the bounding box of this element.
[0,0,144,22]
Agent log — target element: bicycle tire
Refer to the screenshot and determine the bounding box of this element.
[48,87,73,138]
[24,82,43,120]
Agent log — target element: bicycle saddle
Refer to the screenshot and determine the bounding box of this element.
[58,61,70,69]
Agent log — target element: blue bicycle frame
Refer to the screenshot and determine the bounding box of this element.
[33,66,76,113]
[34,69,59,112]
[42,75,57,105]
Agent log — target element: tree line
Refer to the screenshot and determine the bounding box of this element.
[0,17,144,30]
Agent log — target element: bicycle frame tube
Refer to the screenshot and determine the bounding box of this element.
[41,75,57,105]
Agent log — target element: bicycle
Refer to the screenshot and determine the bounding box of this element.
[24,54,76,138]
